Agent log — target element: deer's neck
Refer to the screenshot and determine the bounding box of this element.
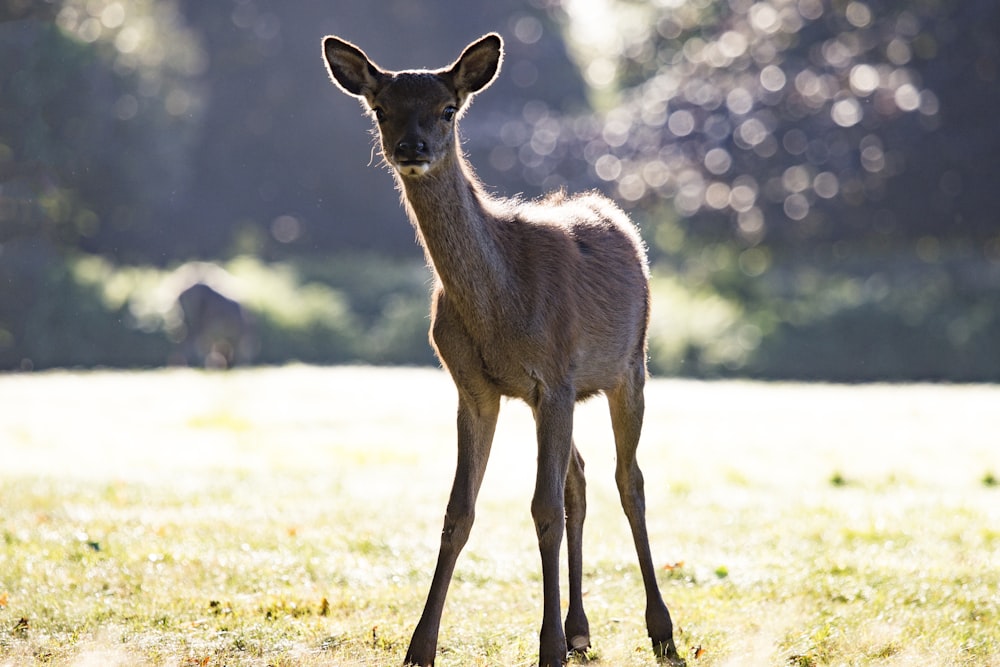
[398,153,510,322]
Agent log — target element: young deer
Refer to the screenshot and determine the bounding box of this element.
[322,33,683,667]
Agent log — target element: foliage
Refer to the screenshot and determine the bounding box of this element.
[520,0,1000,255]
[4,247,1000,380]
[0,251,436,371]
[1,368,998,665]
[0,0,205,259]
[739,255,1000,381]
[6,0,997,261]
[2,1,999,379]
[651,246,1000,381]
[0,242,171,370]
[1,0,580,261]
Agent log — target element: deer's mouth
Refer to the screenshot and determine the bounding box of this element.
[394,159,431,177]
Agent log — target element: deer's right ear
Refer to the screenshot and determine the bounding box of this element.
[322,36,385,103]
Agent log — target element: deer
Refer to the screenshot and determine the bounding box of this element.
[167,262,258,369]
[176,281,256,369]
[321,32,684,667]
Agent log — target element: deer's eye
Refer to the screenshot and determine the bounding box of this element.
[441,106,458,123]
[373,107,386,123]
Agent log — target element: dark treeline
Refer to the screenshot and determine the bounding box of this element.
[2,0,999,379]
[0,0,579,261]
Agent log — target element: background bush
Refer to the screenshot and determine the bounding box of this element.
[4,248,998,382]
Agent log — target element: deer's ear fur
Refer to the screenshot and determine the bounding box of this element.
[446,33,503,105]
[323,35,385,103]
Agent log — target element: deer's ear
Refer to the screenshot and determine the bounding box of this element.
[323,36,385,103]
[447,33,503,104]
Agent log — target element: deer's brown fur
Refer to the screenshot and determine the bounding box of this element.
[322,32,682,667]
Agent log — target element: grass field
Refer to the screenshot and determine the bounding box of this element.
[1,366,998,666]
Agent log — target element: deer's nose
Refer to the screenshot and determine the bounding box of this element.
[395,140,428,161]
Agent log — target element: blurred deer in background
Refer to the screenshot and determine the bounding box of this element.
[322,32,683,667]
[171,263,257,369]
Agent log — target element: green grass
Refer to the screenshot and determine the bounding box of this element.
[1,367,999,666]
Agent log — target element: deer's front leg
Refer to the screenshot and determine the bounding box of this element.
[531,386,575,667]
[404,392,499,667]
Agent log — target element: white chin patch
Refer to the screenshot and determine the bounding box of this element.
[396,162,430,177]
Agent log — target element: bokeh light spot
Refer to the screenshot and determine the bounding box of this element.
[737,206,765,238]
[705,182,731,209]
[101,3,125,29]
[78,17,102,43]
[114,94,139,121]
[845,2,872,29]
[704,147,733,175]
[736,117,769,147]
[618,173,647,202]
[642,160,671,188]
[784,193,811,220]
[514,16,544,45]
[894,84,921,112]
[730,177,759,212]
[861,145,885,173]
[850,64,880,96]
[831,97,863,127]
[760,65,787,92]
[718,30,749,59]
[749,3,780,34]
[726,87,755,115]
[739,246,771,276]
[783,165,812,193]
[270,216,301,244]
[667,109,696,137]
[797,0,824,21]
[813,171,840,199]
[886,39,911,65]
[594,154,622,181]
[586,59,617,87]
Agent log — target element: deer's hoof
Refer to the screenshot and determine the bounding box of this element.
[652,638,686,666]
[568,634,591,653]
[538,650,568,667]
[402,650,434,667]
[402,659,432,667]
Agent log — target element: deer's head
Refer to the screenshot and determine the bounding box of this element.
[323,33,503,178]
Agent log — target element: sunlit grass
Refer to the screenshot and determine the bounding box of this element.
[1,367,998,666]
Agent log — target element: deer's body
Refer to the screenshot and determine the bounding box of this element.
[323,33,682,667]
[419,185,648,404]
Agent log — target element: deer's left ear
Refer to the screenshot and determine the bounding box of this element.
[446,33,503,106]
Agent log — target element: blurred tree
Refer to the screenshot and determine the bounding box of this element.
[0,0,206,260]
[4,0,999,377]
[0,0,206,367]
[1,0,583,262]
[510,0,1000,261]
[169,0,585,259]
[0,0,57,23]
[4,0,998,263]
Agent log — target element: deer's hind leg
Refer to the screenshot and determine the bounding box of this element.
[607,367,683,665]
[564,442,590,653]
[530,384,576,667]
